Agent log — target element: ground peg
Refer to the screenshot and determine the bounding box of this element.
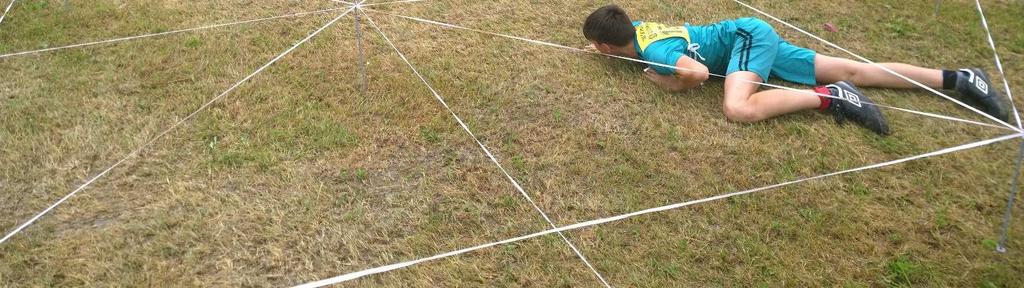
[997,139,1024,252]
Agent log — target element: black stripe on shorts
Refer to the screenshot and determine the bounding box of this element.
[736,28,753,71]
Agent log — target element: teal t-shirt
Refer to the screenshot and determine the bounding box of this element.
[632,21,686,75]
[632,20,735,76]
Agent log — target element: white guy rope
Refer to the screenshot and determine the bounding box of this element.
[294,132,1023,287]
[363,0,428,7]
[977,0,1024,253]
[0,7,356,246]
[0,6,349,59]
[363,9,1013,132]
[732,0,1018,131]
[0,0,15,26]
[361,11,613,288]
[972,0,1021,129]
[333,0,423,6]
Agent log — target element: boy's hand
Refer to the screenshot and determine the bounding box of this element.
[643,67,684,92]
[642,68,672,85]
[583,44,600,53]
[642,67,660,82]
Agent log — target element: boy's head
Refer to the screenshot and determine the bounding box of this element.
[583,4,635,55]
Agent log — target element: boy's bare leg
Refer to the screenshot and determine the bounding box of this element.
[722,71,820,122]
[815,54,943,88]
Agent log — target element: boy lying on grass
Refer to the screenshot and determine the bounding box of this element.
[583,4,1009,135]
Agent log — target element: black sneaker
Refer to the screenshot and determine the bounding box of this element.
[824,81,891,135]
[954,68,1009,121]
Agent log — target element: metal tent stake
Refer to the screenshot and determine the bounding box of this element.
[354,7,366,94]
[997,139,1024,253]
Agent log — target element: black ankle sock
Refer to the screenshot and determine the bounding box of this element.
[942,70,958,90]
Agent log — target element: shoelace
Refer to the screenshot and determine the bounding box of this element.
[687,43,706,61]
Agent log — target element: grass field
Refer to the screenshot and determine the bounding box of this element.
[2,0,1024,286]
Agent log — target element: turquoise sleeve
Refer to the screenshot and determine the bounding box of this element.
[643,41,685,75]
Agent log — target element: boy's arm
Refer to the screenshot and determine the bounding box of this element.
[643,56,710,92]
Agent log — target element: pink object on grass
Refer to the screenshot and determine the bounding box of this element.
[824,22,838,32]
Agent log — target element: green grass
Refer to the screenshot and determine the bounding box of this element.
[1,0,1023,287]
[886,255,928,287]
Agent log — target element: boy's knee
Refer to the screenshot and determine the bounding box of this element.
[836,61,869,84]
[723,102,761,123]
[849,65,876,84]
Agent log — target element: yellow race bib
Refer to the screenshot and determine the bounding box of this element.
[635,22,691,53]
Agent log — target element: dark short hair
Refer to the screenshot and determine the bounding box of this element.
[583,4,635,46]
